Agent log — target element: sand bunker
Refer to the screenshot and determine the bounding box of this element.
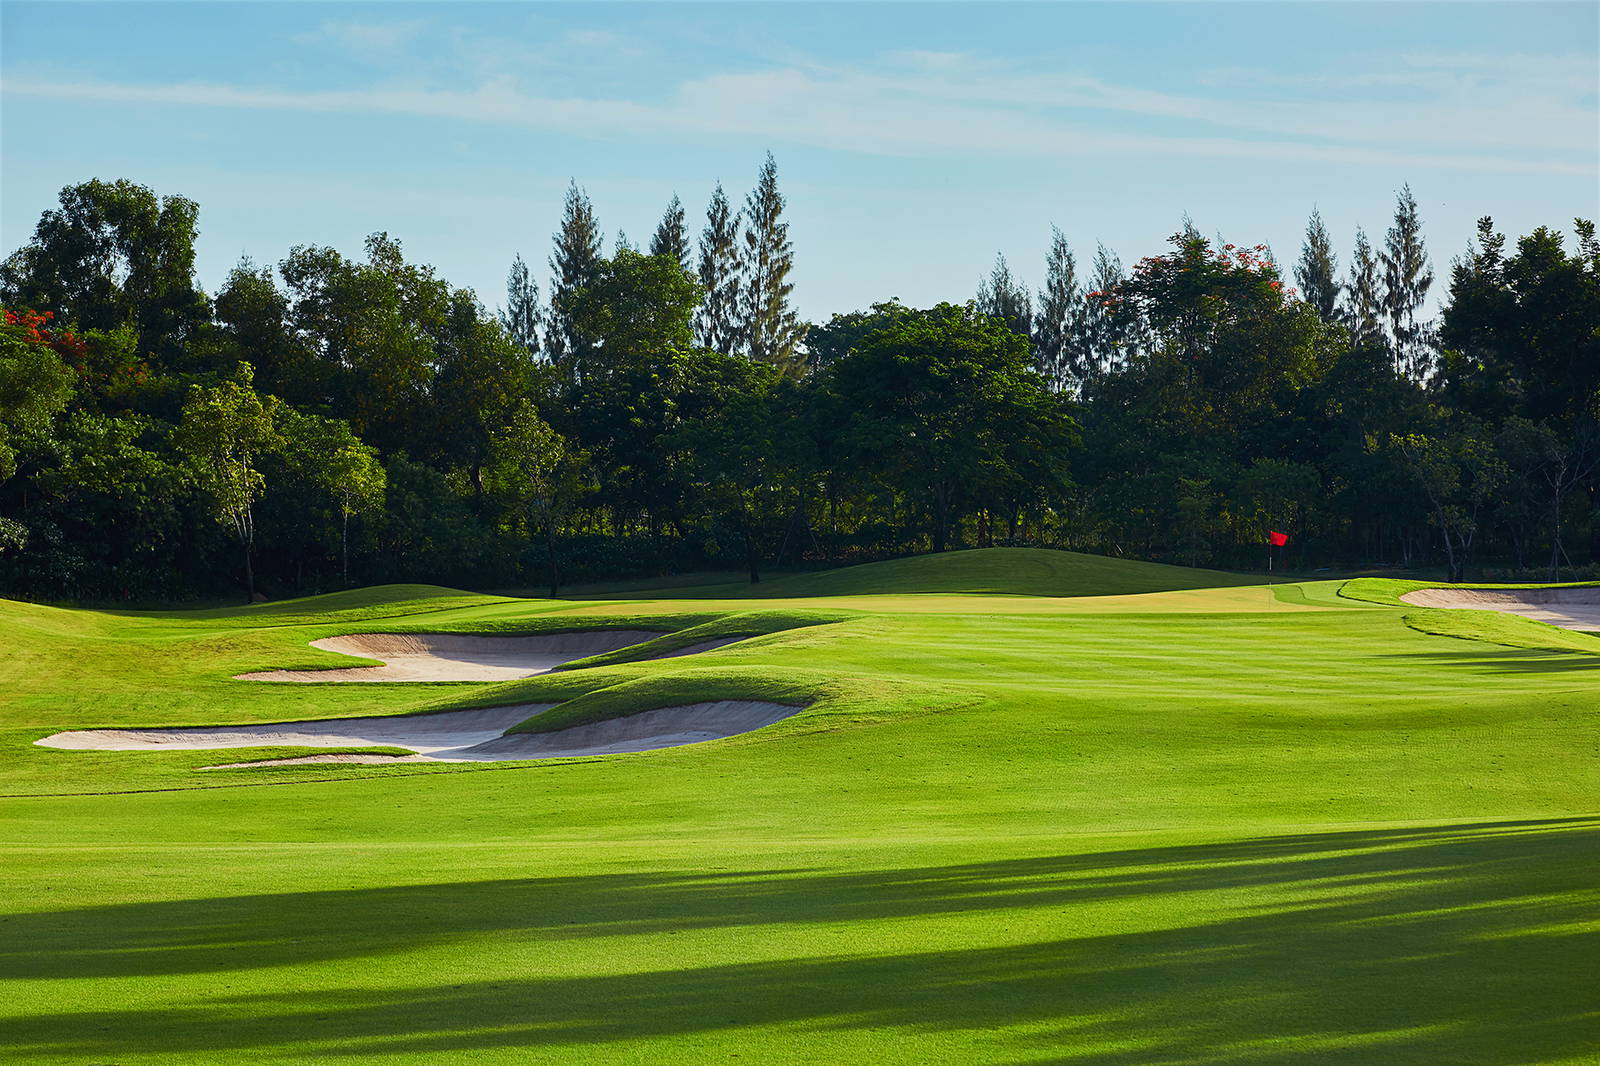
[38,704,552,759]
[1400,586,1600,632]
[36,699,803,765]
[235,630,682,682]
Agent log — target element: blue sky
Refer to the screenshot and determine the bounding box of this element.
[3,1,1596,322]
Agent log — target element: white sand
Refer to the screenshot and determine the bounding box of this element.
[38,703,553,757]
[459,700,803,759]
[235,630,672,682]
[205,753,429,769]
[1400,586,1600,631]
[37,699,803,766]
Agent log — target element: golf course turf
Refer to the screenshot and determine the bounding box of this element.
[1,548,1596,1064]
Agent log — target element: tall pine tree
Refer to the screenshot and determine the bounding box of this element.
[500,254,541,356]
[695,183,741,355]
[546,181,602,367]
[650,195,690,271]
[1382,184,1435,379]
[1342,227,1385,348]
[1032,227,1079,391]
[1294,209,1340,322]
[739,154,805,375]
[1082,243,1129,382]
[977,252,1033,341]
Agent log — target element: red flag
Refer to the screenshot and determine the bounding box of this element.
[1268,531,1289,547]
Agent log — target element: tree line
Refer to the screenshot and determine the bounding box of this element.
[0,162,1595,601]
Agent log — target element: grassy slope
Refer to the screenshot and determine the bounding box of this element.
[1343,576,1600,653]
[630,546,1270,599]
[1,550,1597,1064]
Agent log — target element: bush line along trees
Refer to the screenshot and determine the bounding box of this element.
[0,162,1595,601]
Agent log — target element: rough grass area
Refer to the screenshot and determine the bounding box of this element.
[2,548,1597,1064]
[1341,577,1600,653]
[1341,575,1600,607]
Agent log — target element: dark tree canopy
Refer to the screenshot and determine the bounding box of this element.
[0,178,209,367]
[2,169,1598,601]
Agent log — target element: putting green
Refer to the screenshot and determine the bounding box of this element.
[1,549,1596,1064]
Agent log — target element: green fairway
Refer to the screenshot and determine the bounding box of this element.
[2,548,1596,1064]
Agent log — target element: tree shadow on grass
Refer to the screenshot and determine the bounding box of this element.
[1377,649,1600,675]
[2,817,1596,1063]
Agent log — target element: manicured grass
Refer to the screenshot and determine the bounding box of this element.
[631,545,1273,599]
[1,548,1596,1063]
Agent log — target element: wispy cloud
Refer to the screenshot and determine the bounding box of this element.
[5,47,1593,176]
[296,19,431,61]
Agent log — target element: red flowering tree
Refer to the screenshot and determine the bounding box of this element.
[0,308,77,488]
[1089,233,1327,430]
[1075,235,1339,565]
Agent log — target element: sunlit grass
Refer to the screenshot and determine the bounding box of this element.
[1,548,1595,1063]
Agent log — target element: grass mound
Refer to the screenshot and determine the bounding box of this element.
[4,565,1598,1064]
[1343,577,1600,654]
[1341,576,1600,608]
[720,547,1261,599]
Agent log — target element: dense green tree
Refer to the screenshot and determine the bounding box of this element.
[6,171,1600,599]
[429,291,538,492]
[1441,219,1600,429]
[487,400,587,596]
[377,454,494,585]
[565,250,704,525]
[501,254,542,356]
[1342,227,1385,348]
[1110,235,1327,430]
[211,259,323,409]
[1393,427,1505,582]
[695,183,742,355]
[0,179,209,368]
[568,250,701,366]
[1075,234,1336,564]
[1382,185,1435,379]
[0,310,75,486]
[1032,228,1080,391]
[547,182,603,367]
[273,407,385,586]
[824,303,1077,552]
[739,155,806,375]
[174,363,279,600]
[279,233,449,452]
[650,195,691,271]
[1294,209,1341,322]
[1441,219,1600,571]
[29,411,196,594]
[804,301,912,370]
[668,352,786,582]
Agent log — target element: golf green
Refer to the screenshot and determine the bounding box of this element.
[2,548,1595,1064]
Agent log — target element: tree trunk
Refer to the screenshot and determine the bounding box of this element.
[741,498,761,584]
[544,508,561,598]
[1550,482,1567,582]
[242,536,256,603]
[341,510,350,588]
[931,481,950,553]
